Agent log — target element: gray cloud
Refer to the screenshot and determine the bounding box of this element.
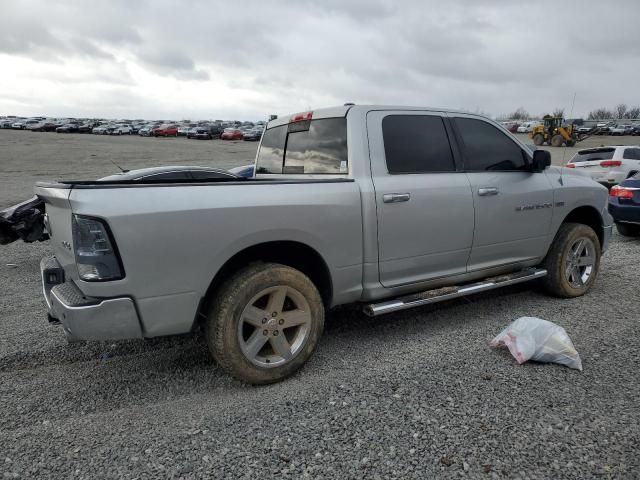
[1,0,639,119]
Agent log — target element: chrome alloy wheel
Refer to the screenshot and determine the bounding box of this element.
[237,286,312,368]
[564,237,596,288]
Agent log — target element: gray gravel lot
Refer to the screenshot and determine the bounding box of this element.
[1,130,639,479]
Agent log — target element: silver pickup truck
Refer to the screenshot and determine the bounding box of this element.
[36,105,613,384]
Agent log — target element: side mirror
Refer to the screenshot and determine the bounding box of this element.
[531,150,551,172]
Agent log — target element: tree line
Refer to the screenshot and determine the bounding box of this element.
[502,104,640,121]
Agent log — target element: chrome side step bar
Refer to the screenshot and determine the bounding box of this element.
[363,268,547,317]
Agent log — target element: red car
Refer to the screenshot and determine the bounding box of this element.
[153,124,179,137]
[220,128,243,140]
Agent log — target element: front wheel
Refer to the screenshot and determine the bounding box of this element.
[542,223,601,298]
[551,134,564,147]
[532,133,544,146]
[205,263,324,384]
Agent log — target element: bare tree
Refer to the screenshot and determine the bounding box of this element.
[507,107,529,120]
[587,108,614,120]
[624,106,640,119]
[552,107,565,118]
[615,103,628,119]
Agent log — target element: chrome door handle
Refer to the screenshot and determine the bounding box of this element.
[478,187,499,196]
[383,193,411,203]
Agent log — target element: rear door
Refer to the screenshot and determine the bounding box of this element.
[368,111,475,288]
[451,115,553,271]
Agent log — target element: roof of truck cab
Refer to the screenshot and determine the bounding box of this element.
[266,104,489,129]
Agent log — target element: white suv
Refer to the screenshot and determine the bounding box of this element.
[566,145,640,187]
[517,121,536,133]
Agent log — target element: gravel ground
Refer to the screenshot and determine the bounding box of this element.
[1,130,639,479]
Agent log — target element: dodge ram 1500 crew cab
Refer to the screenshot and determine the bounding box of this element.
[35,105,613,384]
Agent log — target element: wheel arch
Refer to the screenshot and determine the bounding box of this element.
[559,205,605,247]
[199,240,333,321]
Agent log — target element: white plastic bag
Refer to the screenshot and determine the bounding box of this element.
[490,317,582,371]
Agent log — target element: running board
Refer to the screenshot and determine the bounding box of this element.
[363,268,547,317]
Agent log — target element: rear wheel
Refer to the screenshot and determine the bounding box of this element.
[532,133,544,146]
[551,134,564,147]
[616,222,640,237]
[542,223,601,297]
[206,263,324,384]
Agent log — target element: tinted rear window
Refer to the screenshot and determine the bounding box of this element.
[572,148,615,162]
[256,118,348,174]
[382,115,455,173]
[623,148,640,160]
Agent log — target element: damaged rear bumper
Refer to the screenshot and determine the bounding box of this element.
[41,256,143,341]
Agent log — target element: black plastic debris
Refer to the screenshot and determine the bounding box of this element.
[0,196,49,245]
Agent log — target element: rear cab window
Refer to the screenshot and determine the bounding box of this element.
[382,115,455,173]
[256,117,348,175]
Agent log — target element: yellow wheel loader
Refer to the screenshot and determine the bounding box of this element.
[529,116,578,147]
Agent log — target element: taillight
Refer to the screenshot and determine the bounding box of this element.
[609,186,634,199]
[290,111,313,123]
[72,215,124,281]
[565,163,575,168]
[600,160,622,167]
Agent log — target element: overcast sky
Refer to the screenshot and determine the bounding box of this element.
[1,0,639,120]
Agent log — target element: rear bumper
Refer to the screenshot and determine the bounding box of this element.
[41,256,143,341]
[608,201,640,225]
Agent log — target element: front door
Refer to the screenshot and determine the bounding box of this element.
[451,115,554,271]
[368,111,475,288]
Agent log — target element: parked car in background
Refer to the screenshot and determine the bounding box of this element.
[77,123,95,134]
[577,126,593,134]
[242,127,263,141]
[137,125,155,136]
[221,128,244,140]
[11,120,26,129]
[622,125,636,135]
[177,126,191,136]
[110,124,133,135]
[516,122,536,133]
[153,124,178,137]
[0,119,14,128]
[56,123,80,133]
[91,124,110,135]
[609,125,627,136]
[189,127,214,140]
[596,123,611,135]
[608,172,640,236]
[566,146,640,187]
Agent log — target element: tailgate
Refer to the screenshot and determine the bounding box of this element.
[34,184,77,278]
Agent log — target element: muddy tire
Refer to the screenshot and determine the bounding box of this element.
[542,223,601,298]
[551,134,564,147]
[205,263,324,384]
[616,222,640,237]
[533,133,544,146]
